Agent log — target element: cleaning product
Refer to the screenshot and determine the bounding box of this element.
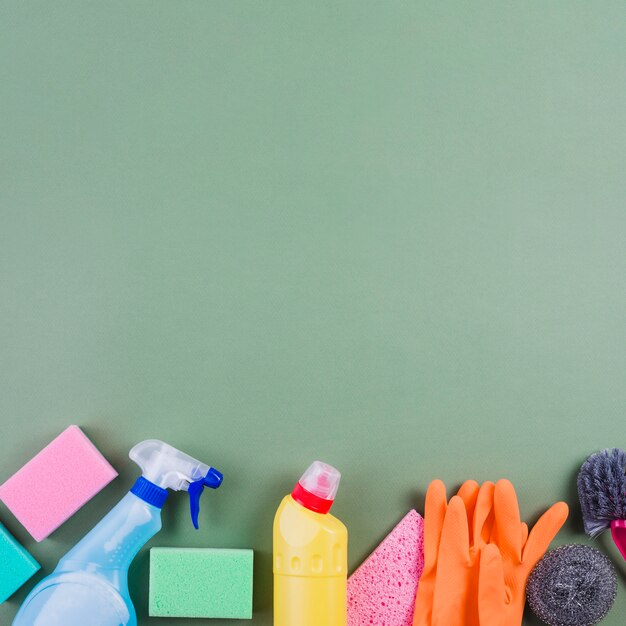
[0,425,118,541]
[526,545,617,626]
[12,439,223,626]
[577,448,626,559]
[274,460,347,626]
[150,547,253,619]
[348,509,424,626]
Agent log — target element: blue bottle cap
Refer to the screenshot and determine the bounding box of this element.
[130,477,169,509]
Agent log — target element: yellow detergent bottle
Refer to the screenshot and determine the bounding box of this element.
[273,461,347,626]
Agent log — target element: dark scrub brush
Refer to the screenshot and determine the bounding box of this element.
[577,448,626,559]
[527,544,617,626]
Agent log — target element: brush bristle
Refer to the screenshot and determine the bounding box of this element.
[527,544,617,626]
[577,448,626,538]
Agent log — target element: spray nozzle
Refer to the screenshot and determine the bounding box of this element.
[129,440,223,529]
[189,468,223,529]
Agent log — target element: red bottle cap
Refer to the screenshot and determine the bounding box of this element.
[291,461,341,514]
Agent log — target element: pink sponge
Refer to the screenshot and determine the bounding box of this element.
[348,509,425,626]
[0,425,117,541]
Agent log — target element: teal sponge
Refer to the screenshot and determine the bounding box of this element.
[150,547,253,619]
[0,522,40,604]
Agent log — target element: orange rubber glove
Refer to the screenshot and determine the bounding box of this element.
[414,479,567,626]
[478,480,569,626]
[413,480,494,626]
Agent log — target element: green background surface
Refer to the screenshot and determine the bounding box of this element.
[1,2,625,624]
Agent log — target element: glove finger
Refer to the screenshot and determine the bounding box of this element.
[440,495,471,565]
[413,588,432,626]
[465,484,495,626]
[478,544,507,626]
[457,479,480,532]
[493,479,523,562]
[414,569,436,626]
[473,481,495,548]
[520,522,529,547]
[413,480,448,626]
[522,501,569,568]
[423,480,448,571]
[431,496,471,626]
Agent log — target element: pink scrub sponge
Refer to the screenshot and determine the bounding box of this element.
[348,509,425,626]
[0,425,117,541]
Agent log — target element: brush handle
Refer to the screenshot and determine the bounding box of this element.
[610,520,626,560]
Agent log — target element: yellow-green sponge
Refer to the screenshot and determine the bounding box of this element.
[149,547,253,619]
[0,522,40,604]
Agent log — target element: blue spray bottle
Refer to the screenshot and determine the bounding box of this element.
[13,440,223,626]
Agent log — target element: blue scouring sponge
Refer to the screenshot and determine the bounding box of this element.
[0,522,40,604]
